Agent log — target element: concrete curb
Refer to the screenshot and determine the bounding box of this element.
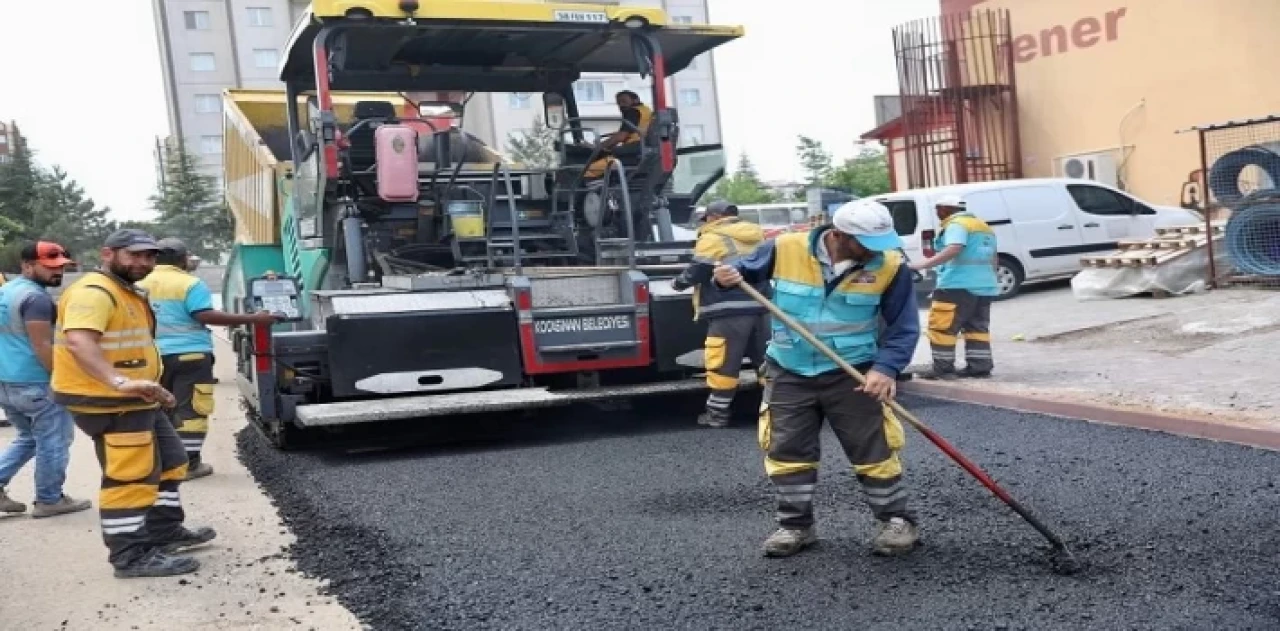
[901,380,1280,452]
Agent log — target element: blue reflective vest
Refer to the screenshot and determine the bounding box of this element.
[137,265,213,356]
[766,231,903,376]
[0,277,52,383]
[934,212,999,296]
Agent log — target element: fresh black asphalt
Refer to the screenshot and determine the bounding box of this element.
[237,394,1280,630]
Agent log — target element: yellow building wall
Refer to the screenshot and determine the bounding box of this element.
[948,0,1280,205]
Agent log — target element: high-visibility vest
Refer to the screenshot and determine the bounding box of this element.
[137,265,213,356]
[766,230,903,377]
[690,217,769,320]
[585,105,655,178]
[51,271,161,413]
[0,277,52,383]
[934,212,999,296]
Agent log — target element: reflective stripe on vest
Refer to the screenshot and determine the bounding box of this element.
[934,212,999,294]
[51,272,161,413]
[0,277,51,383]
[691,217,768,320]
[137,265,213,355]
[765,231,902,377]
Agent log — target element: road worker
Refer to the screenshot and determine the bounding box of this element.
[583,90,652,179]
[671,200,771,428]
[909,194,998,379]
[138,238,279,480]
[0,241,93,518]
[52,229,215,578]
[711,200,922,558]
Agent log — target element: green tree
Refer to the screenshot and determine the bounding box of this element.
[704,153,778,205]
[505,116,560,169]
[26,167,115,264]
[150,143,231,260]
[796,135,834,187]
[828,145,892,197]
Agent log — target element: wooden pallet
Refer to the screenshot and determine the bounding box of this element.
[1080,222,1224,269]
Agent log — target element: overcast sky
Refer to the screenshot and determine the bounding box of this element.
[0,0,936,222]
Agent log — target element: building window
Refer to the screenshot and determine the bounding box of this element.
[253,49,279,69]
[194,94,221,114]
[189,53,217,72]
[672,15,694,24]
[184,11,210,30]
[246,7,274,27]
[0,135,7,145]
[681,124,705,147]
[508,93,532,109]
[200,135,222,155]
[678,88,702,107]
[574,81,606,104]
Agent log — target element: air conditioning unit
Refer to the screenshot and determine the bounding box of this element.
[1055,151,1119,188]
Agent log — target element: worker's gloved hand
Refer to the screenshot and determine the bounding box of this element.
[670,278,690,292]
[712,264,742,288]
[857,369,897,403]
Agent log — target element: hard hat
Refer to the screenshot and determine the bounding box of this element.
[935,194,967,209]
[831,200,903,252]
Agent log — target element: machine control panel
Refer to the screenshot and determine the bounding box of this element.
[247,275,304,322]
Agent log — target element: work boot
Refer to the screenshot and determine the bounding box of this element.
[762,526,817,557]
[958,367,992,379]
[872,517,919,556]
[31,494,92,519]
[0,488,26,514]
[158,525,218,554]
[916,369,958,381]
[184,462,214,481]
[696,412,729,429]
[114,548,200,579]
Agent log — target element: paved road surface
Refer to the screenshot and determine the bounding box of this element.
[238,395,1280,630]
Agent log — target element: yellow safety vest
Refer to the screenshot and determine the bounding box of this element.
[51,271,161,413]
[691,217,767,320]
[585,105,655,178]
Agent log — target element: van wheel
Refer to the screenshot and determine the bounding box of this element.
[995,256,1024,300]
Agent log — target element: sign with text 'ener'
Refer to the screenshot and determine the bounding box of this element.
[940,1,1129,64]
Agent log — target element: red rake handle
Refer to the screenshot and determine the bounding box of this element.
[735,282,1070,550]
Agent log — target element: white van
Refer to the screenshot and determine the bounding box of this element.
[871,178,1203,299]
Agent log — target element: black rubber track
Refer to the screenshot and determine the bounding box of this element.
[237,395,1280,630]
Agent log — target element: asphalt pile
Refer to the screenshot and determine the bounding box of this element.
[238,396,1280,630]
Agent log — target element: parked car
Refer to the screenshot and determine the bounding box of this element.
[871,178,1204,299]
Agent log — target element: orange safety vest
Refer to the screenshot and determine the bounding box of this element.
[51,271,161,413]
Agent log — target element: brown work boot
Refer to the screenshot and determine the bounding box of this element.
[872,517,920,556]
[184,462,214,481]
[32,494,92,519]
[762,526,817,557]
[696,412,729,428]
[114,549,200,579]
[0,488,27,514]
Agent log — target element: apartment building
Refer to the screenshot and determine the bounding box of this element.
[152,0,724,186]
[0,121,13,165]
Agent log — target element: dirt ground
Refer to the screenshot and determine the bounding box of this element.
[910,283,1280,428]
[0,336,362,631]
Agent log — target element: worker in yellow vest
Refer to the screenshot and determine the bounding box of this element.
[583,91,653,179]
[138,238,279,480]
[712,201,922,558]
[671,200,771,428]
[51,229,215,579]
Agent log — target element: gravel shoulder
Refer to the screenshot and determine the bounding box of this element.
[239,393,1280,630]
[0,336,361,631]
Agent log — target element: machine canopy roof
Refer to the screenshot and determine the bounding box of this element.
[280,2,743,94]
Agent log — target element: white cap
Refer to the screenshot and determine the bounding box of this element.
[935,194,966,209]
[830,200,903,252]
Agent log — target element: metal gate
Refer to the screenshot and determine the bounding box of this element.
[892,8,1022,189]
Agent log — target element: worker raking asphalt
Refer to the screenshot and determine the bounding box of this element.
[237,397,1280,630]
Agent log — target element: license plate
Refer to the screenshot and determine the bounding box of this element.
[534,314,632,335]
[553,10,609,24]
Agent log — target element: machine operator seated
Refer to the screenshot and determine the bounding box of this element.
[574,90,652,180]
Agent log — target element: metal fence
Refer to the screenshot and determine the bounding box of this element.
[892,8,1021,189]
[1184,115,1280,289]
